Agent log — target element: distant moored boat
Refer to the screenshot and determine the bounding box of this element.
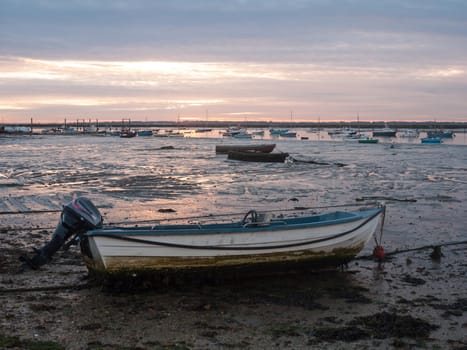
[427,130,454,138]
[215,143,276,154]
[137,130,153,137]
[372,128,396,137]
[421,137,442,144]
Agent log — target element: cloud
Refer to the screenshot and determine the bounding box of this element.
[2,0,465,61]
[1,0,467,121]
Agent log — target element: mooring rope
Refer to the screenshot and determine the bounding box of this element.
[0,283,91,294]
[357,239,467,261]
[0,209,61,215]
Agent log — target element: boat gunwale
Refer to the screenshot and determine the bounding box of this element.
[84,208,382,252]
[85,208,382,238]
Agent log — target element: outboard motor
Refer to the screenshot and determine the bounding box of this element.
[21,197,103,269]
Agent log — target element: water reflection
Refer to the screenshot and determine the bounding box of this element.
[185,128,466,145]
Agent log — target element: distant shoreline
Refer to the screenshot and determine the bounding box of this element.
[2,120,467,131]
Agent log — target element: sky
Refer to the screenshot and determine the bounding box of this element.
[1,0,467,123]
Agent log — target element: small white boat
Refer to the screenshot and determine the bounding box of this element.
[344,133,368,141]
[222,127,246,136]
[167,131,184,138]
[22,197,386,286]
[372,127,396,137]
[328,128,357,137]
[81,205,385,273]
[398,129,419,138]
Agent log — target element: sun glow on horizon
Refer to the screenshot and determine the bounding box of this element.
[1,55,467,122]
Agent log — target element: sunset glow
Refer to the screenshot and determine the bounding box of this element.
[1,1,467,123]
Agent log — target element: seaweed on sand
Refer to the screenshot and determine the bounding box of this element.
[311,311,439,343]
[349,311,439,339]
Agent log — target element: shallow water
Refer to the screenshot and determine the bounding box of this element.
[191,128,467,146]
[1,132,467,350]
[1,133,466,253]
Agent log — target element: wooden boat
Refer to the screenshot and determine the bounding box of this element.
[215,143,276,154]
[228,151,289,163]
[81,205,385,274]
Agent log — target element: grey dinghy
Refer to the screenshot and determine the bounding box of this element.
[80,206,385,274]
[21,198,385,276]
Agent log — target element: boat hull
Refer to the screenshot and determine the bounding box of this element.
[427,131,453,138]
[358,139,379,144]
[372,131,396,137]
[81,207,383,274]
[215,143,275,154]
[227,151,288,162]
[421,137,442,144]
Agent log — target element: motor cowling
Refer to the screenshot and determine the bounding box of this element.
[21,197,103,269]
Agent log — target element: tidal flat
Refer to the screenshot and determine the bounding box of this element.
[1,133,466,349]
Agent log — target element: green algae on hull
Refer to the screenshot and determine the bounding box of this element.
[84,247,364,289]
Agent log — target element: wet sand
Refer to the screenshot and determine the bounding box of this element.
[1,134,466,349]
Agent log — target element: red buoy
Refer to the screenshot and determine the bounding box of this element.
[373,245,385,261]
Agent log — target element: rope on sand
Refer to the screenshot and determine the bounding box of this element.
[289,156,347,167]
[357,239,467,261]
[0,283,91,294]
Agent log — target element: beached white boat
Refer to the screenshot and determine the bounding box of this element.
[80,205,385,273]
[21,197,385,281]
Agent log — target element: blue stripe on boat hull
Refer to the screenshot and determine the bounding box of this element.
[86,209,380,237]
